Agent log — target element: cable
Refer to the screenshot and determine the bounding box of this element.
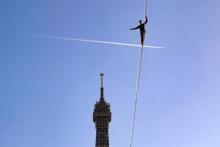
[129,46,144,147]
[145,0,147,16]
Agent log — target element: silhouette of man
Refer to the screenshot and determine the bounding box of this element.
[130,15,148,47]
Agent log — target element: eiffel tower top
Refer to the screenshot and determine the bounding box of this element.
[100,73,104,101]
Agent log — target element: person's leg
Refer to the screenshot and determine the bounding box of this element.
[141,32,145,46]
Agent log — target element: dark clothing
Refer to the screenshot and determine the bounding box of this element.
[130,16,148,33]
[130,16,148,46]
[131,23,146,33]
[140,32,145,46]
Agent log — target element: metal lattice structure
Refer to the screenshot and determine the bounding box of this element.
[93,74,111,147]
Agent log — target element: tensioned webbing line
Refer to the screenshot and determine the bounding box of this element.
[129,46,144,147]
[129,1,148,147]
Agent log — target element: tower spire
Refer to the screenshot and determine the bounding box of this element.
[93,73,111,147]
[100,73,104,100]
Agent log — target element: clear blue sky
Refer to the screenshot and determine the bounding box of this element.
[1,0,220,147]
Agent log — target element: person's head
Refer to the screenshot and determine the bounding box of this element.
[139,20,142,24]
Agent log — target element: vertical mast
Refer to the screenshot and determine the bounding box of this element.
[100,73,104,100]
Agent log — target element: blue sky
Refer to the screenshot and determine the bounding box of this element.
[1,0,220,147]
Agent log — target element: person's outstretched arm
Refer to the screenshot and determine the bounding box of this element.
[144,15,148,24]
[130,26,139,30]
